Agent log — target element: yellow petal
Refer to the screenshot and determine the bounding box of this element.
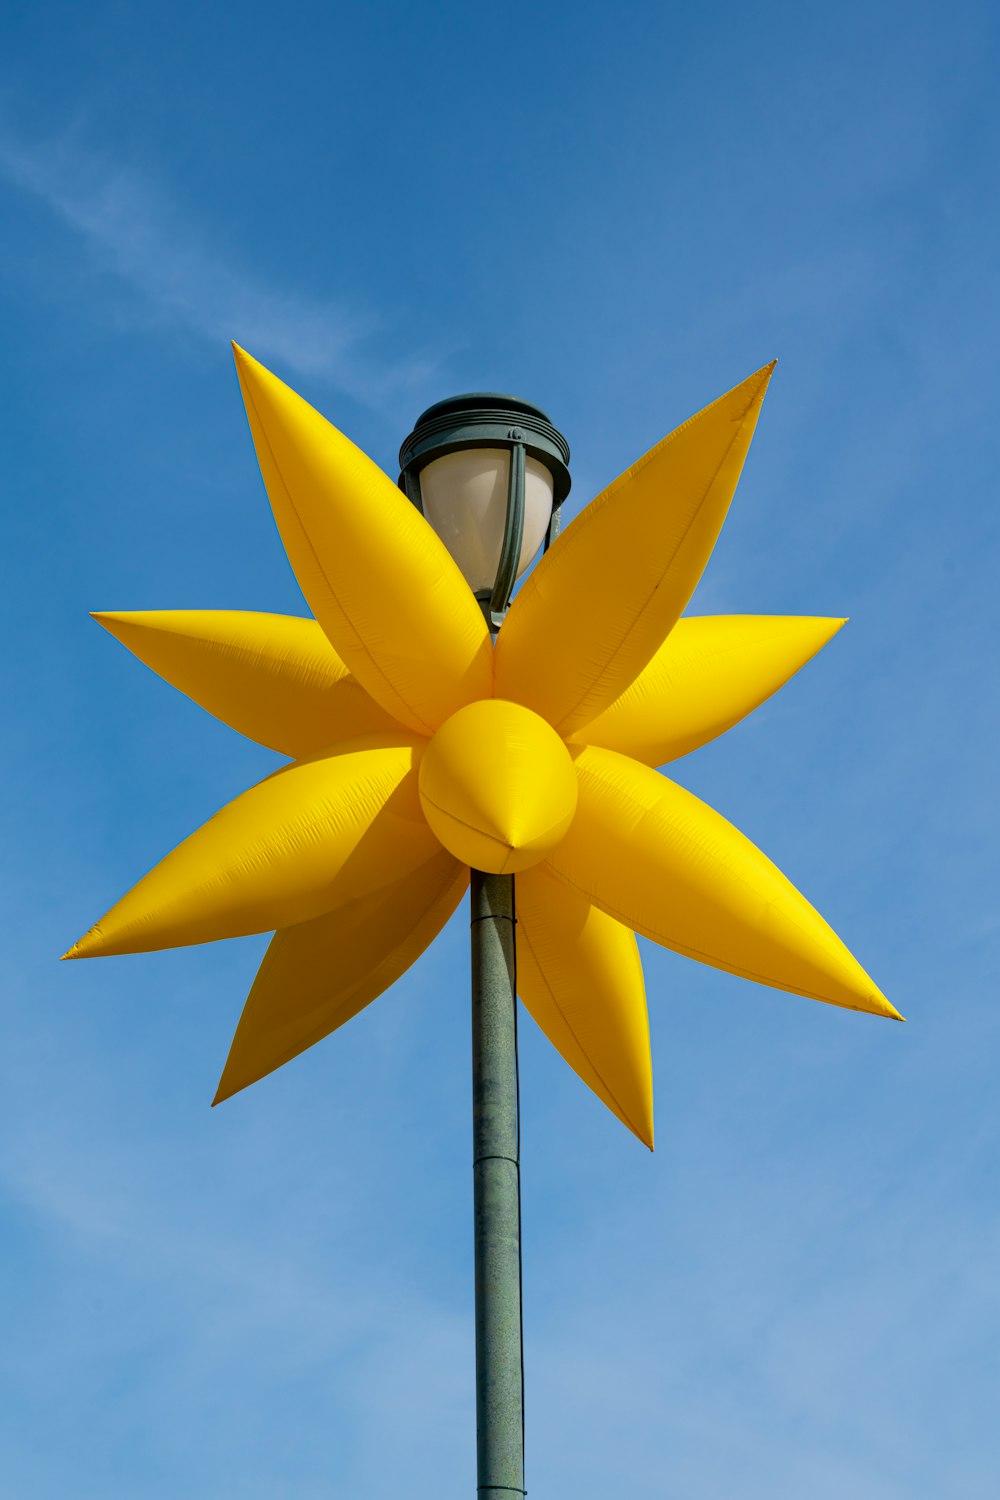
[516,864,653,1148]
[214,850,467,1103]
[495,364,774,734]
[550,746,902,1020]
[64,733,437,958]
[571,615,846,765]
[92,610,398,758]
[232,345,492,734]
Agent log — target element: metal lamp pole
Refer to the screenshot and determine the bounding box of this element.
[470,867,523,1497]
[399,396,571,1498]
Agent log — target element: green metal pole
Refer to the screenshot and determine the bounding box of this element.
[470,869,525,1498]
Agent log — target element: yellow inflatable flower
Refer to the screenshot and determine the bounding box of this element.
[65,346,900,1146]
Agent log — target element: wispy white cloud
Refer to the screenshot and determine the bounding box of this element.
[0,128,440,403]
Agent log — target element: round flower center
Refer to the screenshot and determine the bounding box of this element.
[419,699,578,874]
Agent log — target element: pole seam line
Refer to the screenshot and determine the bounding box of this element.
[473,1154,520,1168]
[469,914,516,926]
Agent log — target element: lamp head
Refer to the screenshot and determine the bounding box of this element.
[398,393,571,626]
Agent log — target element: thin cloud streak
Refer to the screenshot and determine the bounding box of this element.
[0,128,438,404]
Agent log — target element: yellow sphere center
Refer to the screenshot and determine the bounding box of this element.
[418,699,578,874]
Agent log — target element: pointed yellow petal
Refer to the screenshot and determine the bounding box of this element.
[571,615,846,765]
[92,610,398,757]
[517,865,653,1148]
[64,733,437,958]
[549,746,901,1020]
[232,345,492,734]
[495,364,775,734]
[214,851,467,1103]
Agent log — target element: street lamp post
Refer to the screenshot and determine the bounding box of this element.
[71,345,900,1496]
[399,398,572,1497]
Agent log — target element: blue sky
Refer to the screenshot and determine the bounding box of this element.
[1,1,997,1494]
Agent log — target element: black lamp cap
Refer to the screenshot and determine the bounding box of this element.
[398,392,571,505]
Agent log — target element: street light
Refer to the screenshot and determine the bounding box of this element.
[69,346,900,1499]
[399,394,572,1500]
[399,393,571,628]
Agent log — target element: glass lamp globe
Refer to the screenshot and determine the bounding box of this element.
[418,447,554,595]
